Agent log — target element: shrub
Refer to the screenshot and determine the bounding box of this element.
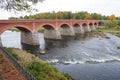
[25,60,70,80]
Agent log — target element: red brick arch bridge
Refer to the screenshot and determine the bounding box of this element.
[0,19,99,46]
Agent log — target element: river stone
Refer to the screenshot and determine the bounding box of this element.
[117,46,120,49]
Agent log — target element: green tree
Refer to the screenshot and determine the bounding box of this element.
[0,0,44,12]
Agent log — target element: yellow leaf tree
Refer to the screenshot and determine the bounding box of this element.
[109,14,116,21]
[84,13,92,20]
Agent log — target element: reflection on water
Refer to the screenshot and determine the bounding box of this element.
[1,30,120,80]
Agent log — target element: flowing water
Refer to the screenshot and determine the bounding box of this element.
[1,30,120,80]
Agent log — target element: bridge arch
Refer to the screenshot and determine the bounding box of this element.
[73,23,84,34]
[73,23,80,27]
[41,24,61,39]
[60,23,75,36]
[0,25,32,35]
[60,24,70,28]
[36,23,55,32]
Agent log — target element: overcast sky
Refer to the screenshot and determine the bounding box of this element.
[0,0,120,19]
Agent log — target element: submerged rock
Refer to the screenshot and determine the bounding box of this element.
[117,46,120,49]
[105,36,110,39]
[39,50,46,54]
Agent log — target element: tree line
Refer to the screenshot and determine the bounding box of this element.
[9,11,119,20]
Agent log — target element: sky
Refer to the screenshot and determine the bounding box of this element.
[0,0,120,19]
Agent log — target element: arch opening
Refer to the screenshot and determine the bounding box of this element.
[60,24,70,28]
[42,25,55,30]
[60,24,74,36]
[41,24,61,39]
[0,25,38,49]
[89,23,93,27]
[82,23,87,27]
[16,26,31,32]
[73,24,80,27]
[73,23,83,34]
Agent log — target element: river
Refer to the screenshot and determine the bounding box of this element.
[1,30,120,80]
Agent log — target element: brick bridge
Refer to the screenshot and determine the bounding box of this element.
[0,19,99,46]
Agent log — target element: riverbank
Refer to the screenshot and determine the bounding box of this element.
[6,48,74,80]
[95,27,120,37]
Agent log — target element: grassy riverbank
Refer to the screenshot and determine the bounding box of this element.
[6,48,74,80]
[95,27,120,37]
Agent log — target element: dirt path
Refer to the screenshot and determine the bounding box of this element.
[0,50,26,80]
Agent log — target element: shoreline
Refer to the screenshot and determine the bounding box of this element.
[6,48,74,80]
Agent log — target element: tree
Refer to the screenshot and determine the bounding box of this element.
[0,0,44,12]
[84,13,92,20]
[109,14,116,21]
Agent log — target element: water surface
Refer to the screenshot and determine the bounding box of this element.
[1,30,120,80]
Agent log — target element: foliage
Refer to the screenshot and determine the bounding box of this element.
[0,0,44,12]
[9,11,110,20]
[100,20,118,28]
[109,14,116,21]
[84,13,92,19]
[38,27,44,32]
[25,60,74,80]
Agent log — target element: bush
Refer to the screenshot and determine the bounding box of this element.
[106,21,117,28]
[25,60,71,80]
[115,25,120,29]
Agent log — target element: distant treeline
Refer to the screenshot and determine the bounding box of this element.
[9,11,119,20]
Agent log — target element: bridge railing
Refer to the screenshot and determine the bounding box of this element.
[0,47,36,80]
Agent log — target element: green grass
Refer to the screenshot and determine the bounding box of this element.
[96,27,120,37]
[25,60,73,80]
[6,48,74,80]
[6,48,20,60]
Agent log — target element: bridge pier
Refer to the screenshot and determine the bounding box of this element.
[82,25,91,32]
[60,27,75,36]
[44,28,61,39]
[21,31,39,46]
[73,26,84,34]
[90,25,96,31]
